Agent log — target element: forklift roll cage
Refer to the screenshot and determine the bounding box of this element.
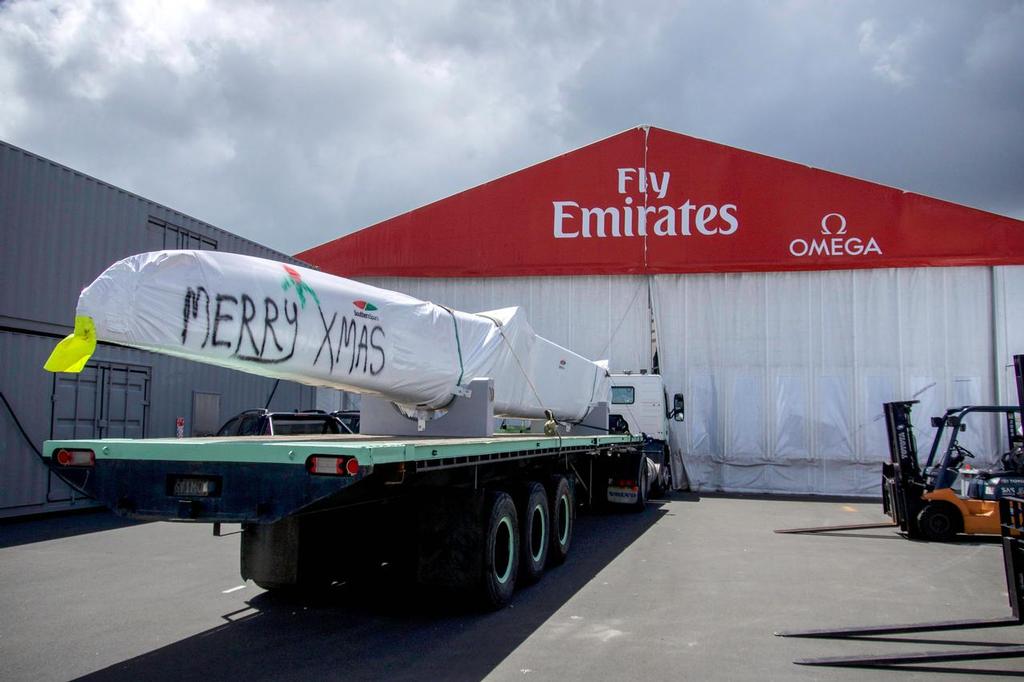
[921,405,1019,490]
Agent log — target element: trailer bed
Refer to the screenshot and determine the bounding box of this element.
[44,432,637,465]
[42,433,640,524]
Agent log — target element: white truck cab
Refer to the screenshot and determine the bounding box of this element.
[609,372,675,440]
[605,372,685,505]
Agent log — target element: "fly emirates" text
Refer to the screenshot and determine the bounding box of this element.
[553,168,738,239]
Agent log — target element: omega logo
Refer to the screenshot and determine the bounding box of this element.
[789,213,882,258]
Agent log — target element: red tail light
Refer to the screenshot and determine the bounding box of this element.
[55,448,95,467]
[307,455,360,476]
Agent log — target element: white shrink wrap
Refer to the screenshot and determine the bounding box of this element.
[47,251,608,421]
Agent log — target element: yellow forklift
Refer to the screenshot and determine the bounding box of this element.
[881,353,1024,540]
[881,400,1023,541]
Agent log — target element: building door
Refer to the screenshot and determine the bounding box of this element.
[51,362,151,440]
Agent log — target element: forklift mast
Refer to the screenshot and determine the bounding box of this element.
[884,401,921,478]
[881,401,928,535]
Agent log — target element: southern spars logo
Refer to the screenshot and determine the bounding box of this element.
[281,265,320,308]
[353,300,380,321]
[789,213,882,258]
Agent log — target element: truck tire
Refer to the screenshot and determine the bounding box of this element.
[481,491,519,609]
[632,461,648,513]
[547,475,574,566]
[518,482,549,584]
[651,448,671,497]
[916,502,961,542]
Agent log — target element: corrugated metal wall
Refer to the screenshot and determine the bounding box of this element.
[0,140,317,518]
[1,142,291,331]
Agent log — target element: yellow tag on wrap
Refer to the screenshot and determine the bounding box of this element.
[44,316,97,373]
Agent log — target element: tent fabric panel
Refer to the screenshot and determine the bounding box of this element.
[360,266,1016,497]
[994,266,1024,403]
[652,267,998,496]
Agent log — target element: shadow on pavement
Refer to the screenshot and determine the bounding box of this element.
[0,508,145,549]
[76,501,669,682]
[663,491,700,502]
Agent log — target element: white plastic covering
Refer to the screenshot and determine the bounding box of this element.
[72,251,608,421]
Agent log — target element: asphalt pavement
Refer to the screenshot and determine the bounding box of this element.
[0,495,1020,681]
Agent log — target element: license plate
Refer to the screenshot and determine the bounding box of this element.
[606,486,639,504]
[173,477,216,497]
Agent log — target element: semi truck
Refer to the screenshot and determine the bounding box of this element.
[42,251,685,607]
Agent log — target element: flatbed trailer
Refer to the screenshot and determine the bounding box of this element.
[43,430,645,607]
[40,252,679,608]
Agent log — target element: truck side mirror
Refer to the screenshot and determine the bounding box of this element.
[671,393,685,421]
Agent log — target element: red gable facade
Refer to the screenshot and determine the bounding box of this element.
[297,126,1024,277]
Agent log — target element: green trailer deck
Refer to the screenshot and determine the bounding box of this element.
[45,432,638,466]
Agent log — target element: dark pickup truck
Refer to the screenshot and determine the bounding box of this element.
[215,409,350,437]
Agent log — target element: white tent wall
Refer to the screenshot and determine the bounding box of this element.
[652,266,1009,496]
[355,265,1022,497]
[361,276,653,373]
[994,266,1024,404]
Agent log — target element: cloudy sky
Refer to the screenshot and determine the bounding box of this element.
[1,0,1021,255]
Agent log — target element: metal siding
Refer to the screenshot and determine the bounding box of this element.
[0,140,317,517]
[0,331,92,517]
[0,140,306,332]
[1,329,316,517]
[80,341,316,440]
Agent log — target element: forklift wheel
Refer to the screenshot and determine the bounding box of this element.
[916,503,960,542]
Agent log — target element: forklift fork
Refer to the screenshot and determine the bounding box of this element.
[773,521,896,535]
[776,496,1024,668]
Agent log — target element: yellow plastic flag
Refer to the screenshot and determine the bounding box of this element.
[44,316,97,373]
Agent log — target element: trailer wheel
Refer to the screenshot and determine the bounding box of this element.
[548,476,574,565]
[651,447,671,497]
[632,461,648,512]
[481,491,519,608]
[916,502,961,542]
[518,482,550,584]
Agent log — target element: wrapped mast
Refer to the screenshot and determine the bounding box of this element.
[45,250,609,421]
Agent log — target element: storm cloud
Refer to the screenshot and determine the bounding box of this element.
[1,0,1021,254]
